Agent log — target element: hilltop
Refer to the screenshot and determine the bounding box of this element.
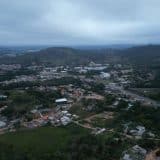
[0,45,160,66]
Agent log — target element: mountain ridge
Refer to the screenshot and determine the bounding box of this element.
[0,45,160,65]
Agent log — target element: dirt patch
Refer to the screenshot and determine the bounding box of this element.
[85,111,114,123]
[145,149,160,160]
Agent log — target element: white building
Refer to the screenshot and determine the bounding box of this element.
[55,98,67,104]
[60,116,71,125]
[0,121,6,128]
[0,95,7,99]
[130,126,146,137]
[100,72,111,79]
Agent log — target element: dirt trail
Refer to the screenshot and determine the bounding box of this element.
[85,111,114,122]
[145,149,160,160]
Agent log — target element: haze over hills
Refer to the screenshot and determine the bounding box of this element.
[118,45,160,65]
[0,44,135,55]
[0,44,160,66]
[73,44,138,50]
[0,46,47,56]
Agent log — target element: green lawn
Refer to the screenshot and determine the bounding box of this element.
[69,103,94,118]
[91,117,114,128]
[0,124,88,159]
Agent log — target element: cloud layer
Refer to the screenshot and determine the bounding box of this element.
[0,0,160,45]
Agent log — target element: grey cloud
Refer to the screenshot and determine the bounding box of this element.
[0,0,160,45]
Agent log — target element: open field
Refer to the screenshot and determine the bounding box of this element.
[0,124,88,159]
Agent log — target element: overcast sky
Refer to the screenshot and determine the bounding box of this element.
[0,0,160,45]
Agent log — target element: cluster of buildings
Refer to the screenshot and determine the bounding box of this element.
[0,61,134,91]
[0,61,159,147]
[1,75,37,85]
[23,98,78,128]
[123,123,156,140]
[0,64,21,71]
[122,145,147,160]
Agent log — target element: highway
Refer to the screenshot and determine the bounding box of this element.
[106,84,160,107]
[122,89,160,107]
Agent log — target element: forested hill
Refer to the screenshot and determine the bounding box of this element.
[119,45,160,65]
[0,47,118,65]
[0,45,160,66]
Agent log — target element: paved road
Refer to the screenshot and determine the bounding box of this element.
[122,89,160,107]
[106,84,160,107]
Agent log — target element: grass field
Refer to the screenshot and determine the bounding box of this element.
[69,103,94,118]
[0,124,89,159]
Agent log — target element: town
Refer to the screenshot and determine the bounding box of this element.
[0,59,160,159]
[1,0,160,159]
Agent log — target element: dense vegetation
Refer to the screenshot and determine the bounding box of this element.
[0,47,116,65]
[0,125,89,160]
[1,45,160,67]
[0,69,37,82]
[0,124,135,160]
